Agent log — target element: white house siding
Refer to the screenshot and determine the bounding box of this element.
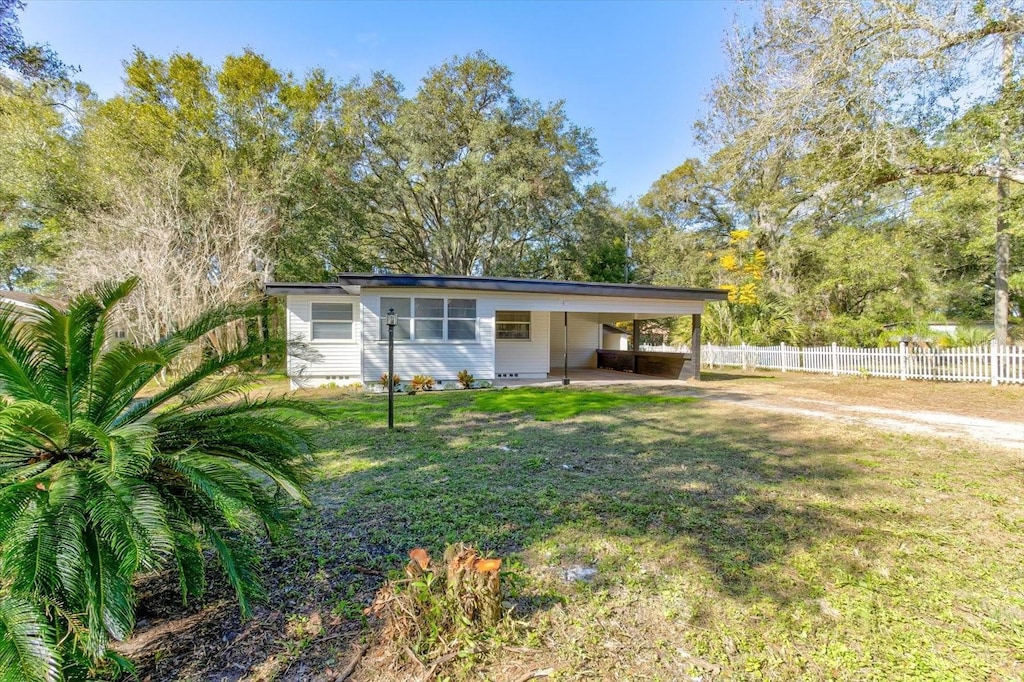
[495,310,550,379]
[359,289,495,384]
[286,295,362,388]
[549,312,602,370]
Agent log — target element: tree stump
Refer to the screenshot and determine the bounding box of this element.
[442,543,503,627]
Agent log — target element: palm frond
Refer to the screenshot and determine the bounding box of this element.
[0,304,47,403]
[0,594,61,682]
[81,530,135,654]
[202,524,263,618]
[117,337,280,426]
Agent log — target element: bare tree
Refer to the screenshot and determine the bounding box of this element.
[62,163,271,349]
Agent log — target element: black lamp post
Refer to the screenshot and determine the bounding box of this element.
[386,307,397,429]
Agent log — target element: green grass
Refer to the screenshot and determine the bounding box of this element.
[465,386,697,420]
[133,385,1024,681]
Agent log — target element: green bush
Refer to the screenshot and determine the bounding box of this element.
[0,279,320,680]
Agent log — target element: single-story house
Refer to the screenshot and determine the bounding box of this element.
[266,273,728,389]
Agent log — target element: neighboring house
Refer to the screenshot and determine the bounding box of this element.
[0,291,129,345]
[267,273,728,389]
[602,324,629,351]
[0,290,66,321]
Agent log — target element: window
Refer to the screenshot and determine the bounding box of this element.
[447,299,477,340]
[379,297,411,340]
[496,311,531,340]
[379,296,477,341]
[415,298,445,339]
[311,302,353,340]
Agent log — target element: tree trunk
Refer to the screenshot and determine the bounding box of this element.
[995,32,1014,344]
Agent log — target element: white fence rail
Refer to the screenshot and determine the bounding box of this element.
[699,342,1024,385]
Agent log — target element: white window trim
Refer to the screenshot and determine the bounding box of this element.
[309,300,357,344]
[378,296,479,343]
[496,311,532,341]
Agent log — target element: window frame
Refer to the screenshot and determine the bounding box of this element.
[310,300,355,342]
[378,296,478,343]
[495,310,532,341]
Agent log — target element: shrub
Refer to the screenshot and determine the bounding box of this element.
[379,372,401,388]
[457,369,475,389]
[943,326,995,348]
[0,279,320,680]
[410,374,434,391]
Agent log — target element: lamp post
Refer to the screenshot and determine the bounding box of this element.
[386,307,397,429]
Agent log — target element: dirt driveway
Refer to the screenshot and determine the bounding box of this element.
[501,368,1024,448]
[689,369,1024,449]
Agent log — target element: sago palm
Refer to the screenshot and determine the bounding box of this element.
[0,279,320,681]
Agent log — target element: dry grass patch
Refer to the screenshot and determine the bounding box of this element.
[696,367,1024,422]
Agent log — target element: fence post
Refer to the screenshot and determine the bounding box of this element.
[991,339,999,387]
[899,341,907,381]
[780,342,787,372]
[831,342,839,376]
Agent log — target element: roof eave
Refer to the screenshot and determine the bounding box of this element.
[333,273,728,302]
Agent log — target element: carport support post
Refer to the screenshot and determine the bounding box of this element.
[689,313,702,381]
[632,318,641,373]
[562,311,570,385]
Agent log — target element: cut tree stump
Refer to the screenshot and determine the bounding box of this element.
[442,543,503,627]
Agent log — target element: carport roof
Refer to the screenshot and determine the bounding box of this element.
[266,273,728,302]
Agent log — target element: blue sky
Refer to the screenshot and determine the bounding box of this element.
[19,0,750,201]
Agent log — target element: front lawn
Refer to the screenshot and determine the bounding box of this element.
[128,384,1024,681]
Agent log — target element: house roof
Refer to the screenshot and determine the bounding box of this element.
[0,290,66,310]
[266,273,728,302]
[602,324,629,335]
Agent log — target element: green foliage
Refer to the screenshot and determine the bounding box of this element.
[942,326,995,348]
[379,373,401,388]
[0,78,84,290]
[911,175,1024,324]
[79,49,370,284]
[0,279,320,679]
[0,0,70,81]
[343,51,599,275]
[692,0,1024,341]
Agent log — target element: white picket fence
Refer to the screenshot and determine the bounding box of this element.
[697,342,1024,385]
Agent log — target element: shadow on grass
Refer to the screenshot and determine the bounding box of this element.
[125,386,897,680]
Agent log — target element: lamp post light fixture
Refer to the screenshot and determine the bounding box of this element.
[385,307,397,429]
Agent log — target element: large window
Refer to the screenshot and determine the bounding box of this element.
[496,311,531,340]
[379,297,477,341]
[311,302,353,340]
